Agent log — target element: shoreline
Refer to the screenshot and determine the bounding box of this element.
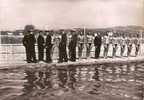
[0,56,144,70]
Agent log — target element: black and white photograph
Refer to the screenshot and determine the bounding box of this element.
[0,0,144,100]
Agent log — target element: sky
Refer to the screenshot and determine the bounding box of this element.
[0,0,144,30]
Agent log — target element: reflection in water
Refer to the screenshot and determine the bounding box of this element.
[88,65,101,95]
[68,66,76,90]
[93,65,99,81]
[23,69,37,94]
[20,63,144,100]
[44,68,52,89]
[58,67,68,88]
[34,71,45,89]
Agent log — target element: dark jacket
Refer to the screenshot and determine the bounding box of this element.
[94,36,102,46]
[59,33,67,49]
[23,34,36,47]
[46,34,53,49]
[68,34,77,50]
[37,35,44,46]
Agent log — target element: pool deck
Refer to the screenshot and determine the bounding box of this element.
[0,56,144,70]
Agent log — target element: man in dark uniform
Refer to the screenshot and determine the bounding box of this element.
[134,34,141,56]
[94,33,102,59]
[37,31,45,61]
[58,30,68,63]
[23,30,36,63]
[45,32,53,63]
[23,33,29,62]
[69,32,77,62]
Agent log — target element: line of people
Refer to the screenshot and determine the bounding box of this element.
[102,33,141,58]
[23,30,79,63]
[23,29,141,63]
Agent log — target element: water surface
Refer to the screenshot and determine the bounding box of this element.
[0,63,144,100]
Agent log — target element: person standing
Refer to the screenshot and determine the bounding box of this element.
[94,33,102,59]
[58,31,68,63]
[23,30,36,63]
[86,32,93,58]
[112,36,118,57]
[51,32,56,57]
[51,33,61,60]
[134,34,141,56]
[37,31,45,61]
[103,33,109,58]
[69,33,77,62]
[45,32,53,63]
[67,32,72,59]
[126,35,132,57]
[120,35,126,57]
[78,32,84,59]
[23,33,29,63]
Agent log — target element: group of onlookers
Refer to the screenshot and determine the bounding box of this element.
[23,29,141,63]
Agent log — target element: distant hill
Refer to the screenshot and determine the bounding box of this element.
[85,25,144,33]
[1,25,144,35]
[83,25,144,37]
[110,25,144,33]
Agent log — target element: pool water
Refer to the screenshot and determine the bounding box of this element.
[0,63,144,100]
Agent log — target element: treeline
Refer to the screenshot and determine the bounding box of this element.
[1,35,23,44]
[1,25,144,44]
